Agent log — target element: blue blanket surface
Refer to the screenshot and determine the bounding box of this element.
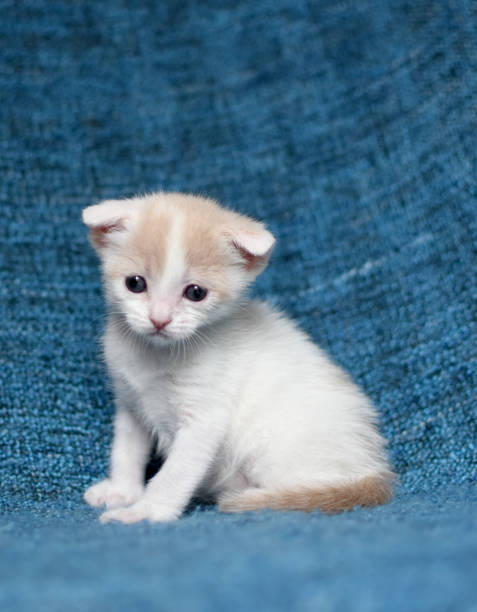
[1,1,476,610]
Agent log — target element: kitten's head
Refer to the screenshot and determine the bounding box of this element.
[82,192,275,346]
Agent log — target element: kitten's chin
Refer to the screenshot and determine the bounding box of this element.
[145,331,176,348]
[144,329,193,348]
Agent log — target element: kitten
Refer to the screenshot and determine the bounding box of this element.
[82,192,395,524]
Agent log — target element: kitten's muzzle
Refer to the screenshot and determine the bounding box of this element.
[149,317,172,333]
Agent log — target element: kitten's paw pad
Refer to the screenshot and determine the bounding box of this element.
[99,500,179,524]
[83,480,143,509]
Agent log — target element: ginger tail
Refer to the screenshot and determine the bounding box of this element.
[219,472,396,514]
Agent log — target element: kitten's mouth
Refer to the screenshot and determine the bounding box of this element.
[147,328,174,344]
[150,329,168,337]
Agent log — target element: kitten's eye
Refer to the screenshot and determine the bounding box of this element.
[125,275,147,293]
[184,284,208,302]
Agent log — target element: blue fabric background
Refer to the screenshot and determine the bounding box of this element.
[1,0,476,610]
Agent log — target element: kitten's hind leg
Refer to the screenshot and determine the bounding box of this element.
[218,473,395,514]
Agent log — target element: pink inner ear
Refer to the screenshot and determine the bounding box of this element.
[226,223,275,271]
[90,221,125,248]
[232,241,257,270]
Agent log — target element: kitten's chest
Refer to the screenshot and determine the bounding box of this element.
[109,342,185,444]
[127,357,181,423]
[105,323,238,447]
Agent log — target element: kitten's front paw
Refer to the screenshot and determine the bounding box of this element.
[84,479,144,510]
[99,499,179,524]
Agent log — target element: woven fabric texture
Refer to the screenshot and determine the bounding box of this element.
[1,1,476,610]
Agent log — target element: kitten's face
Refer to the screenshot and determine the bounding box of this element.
[83,193,275,346]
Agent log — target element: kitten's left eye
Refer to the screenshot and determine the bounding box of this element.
[125,275,147,293]
[184,284,208,301]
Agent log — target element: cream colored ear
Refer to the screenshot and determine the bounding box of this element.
[226,217,276,273]
[82,199,140,250]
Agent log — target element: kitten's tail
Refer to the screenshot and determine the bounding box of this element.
[218,472,395,514]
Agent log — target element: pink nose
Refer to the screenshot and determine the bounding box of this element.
[150,317,172,332]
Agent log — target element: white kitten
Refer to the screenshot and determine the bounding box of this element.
[82,192,395,524]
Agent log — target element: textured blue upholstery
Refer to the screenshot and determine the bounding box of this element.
[1,1,476,610]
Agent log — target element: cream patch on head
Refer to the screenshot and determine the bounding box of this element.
[127,201,173,275]
[182,204,232,298]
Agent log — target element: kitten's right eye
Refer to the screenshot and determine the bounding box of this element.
[125,275,147,293]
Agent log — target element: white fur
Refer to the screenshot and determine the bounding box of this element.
[83,194,392,523]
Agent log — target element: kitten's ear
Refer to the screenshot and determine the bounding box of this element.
[82,199,140,251]
[225,216,276,274]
